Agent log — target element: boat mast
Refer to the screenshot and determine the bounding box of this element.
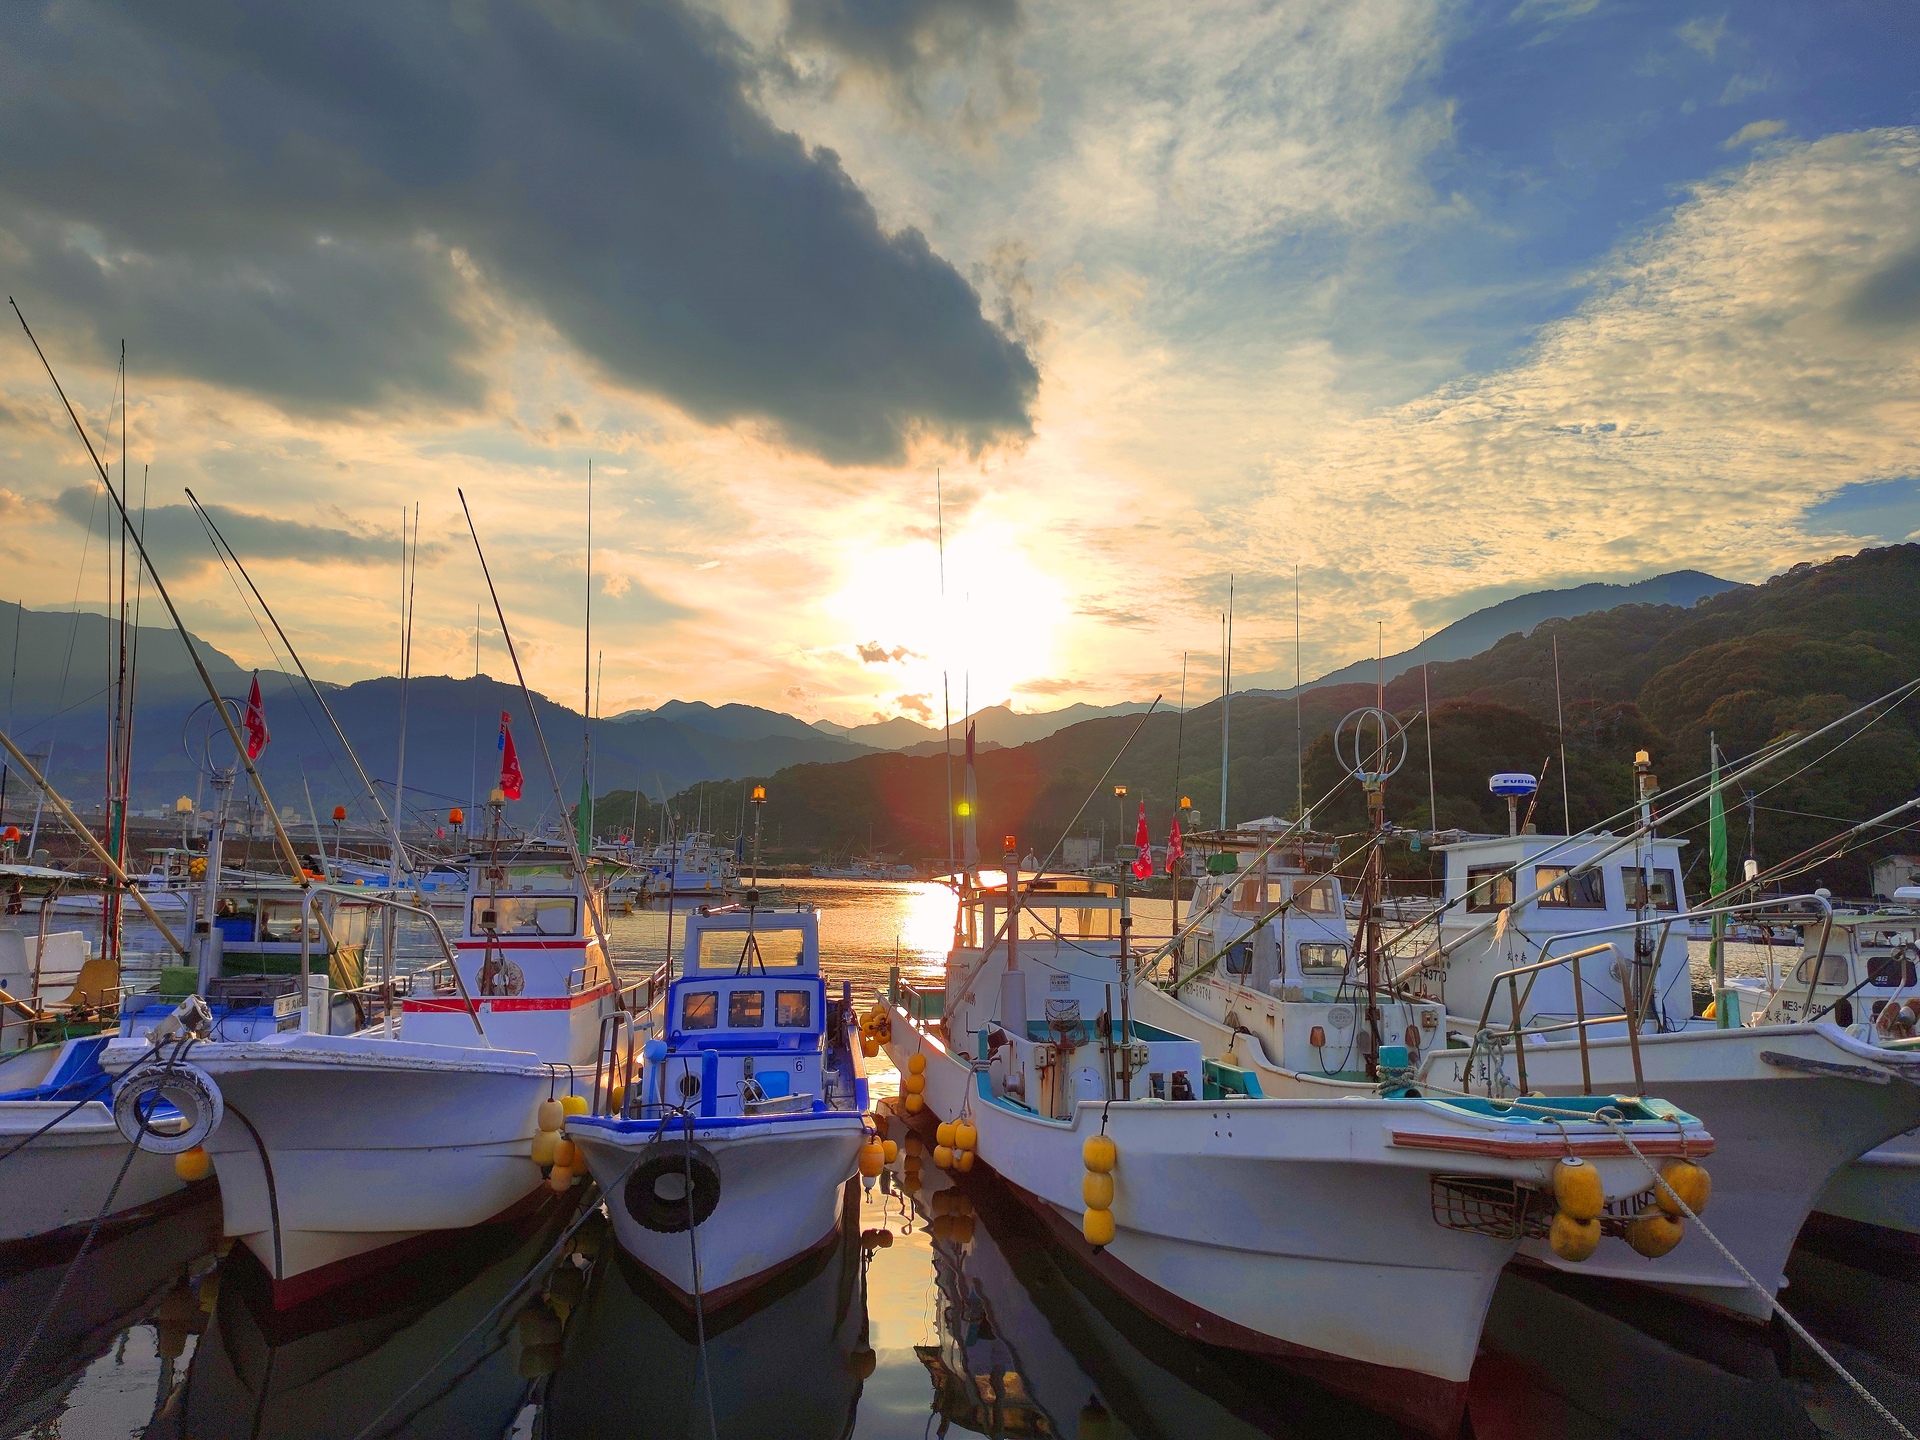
[1219,576,1232,830]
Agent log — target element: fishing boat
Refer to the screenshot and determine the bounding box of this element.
[1402,825,1920,1319]
[642,832,735,896]
[566,899,868,1305]
[875,862,1715,1436]
[100,811,629,1308]
[1129,830,1448,1098]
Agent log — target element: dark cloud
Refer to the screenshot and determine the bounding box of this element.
[0,0,1037,462]
[856,640,913,663]
[784,0,1033,139]
[1843,245,1920,331]
[53,484,406,573]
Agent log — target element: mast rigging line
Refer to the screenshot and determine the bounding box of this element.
[10,299,308,886]
[184,491,416,889]
[456,488,615,969]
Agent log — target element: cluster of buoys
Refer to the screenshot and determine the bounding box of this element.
[901,1050,927,1114]
[1082,1133,1117,1248]
[934,1113,976,1173]
[535,1094,589,1192]
[929,1187,975,1242]
[173,1144,211,1183]
[1547,1154,1712,1263]
[859,1004,892,1058]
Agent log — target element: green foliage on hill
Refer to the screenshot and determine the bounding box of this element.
[601,547,1920,893]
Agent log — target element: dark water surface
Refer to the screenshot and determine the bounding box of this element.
[9,883,1914,1438]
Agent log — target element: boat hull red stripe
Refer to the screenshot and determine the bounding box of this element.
[403,982,613,1013]
[1387,1130,1715,1160]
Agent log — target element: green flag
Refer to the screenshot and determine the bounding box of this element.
[1708,742,1728,898]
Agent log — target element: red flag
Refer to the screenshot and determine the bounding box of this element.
[497,711,524,801]
[1165,814,1184,875]
[243,671,270,760]
[1131,801,1153,880]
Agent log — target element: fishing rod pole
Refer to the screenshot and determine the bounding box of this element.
[11,300,309,885]
[184,490,418,889]
[457,488,615,968]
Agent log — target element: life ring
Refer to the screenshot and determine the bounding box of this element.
[113,1063,224,1155]
[623,1140,722,1233]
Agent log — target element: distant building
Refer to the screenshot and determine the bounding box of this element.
[1061,837,1100,871]
[1873,855,1920,900]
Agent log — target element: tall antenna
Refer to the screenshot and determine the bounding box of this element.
[1219,575,1233,830]
[937,469,955,880]
[1423,633,1437,833]
[580,461,594,852]
[1294,563,1302,821]
[1554,633,1570,833]
[390,503,419,883]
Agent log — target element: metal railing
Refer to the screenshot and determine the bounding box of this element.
[1464,893,1834,1097]
[299,884,485,1043]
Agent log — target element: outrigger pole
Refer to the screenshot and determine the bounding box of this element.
[186,492,418,894]
[11,300,309,887]
[0,727,187,955]
[457,488,615,970]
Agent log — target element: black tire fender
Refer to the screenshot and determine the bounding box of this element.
[623,1140,722,1233]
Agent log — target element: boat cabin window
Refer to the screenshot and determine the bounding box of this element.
[473,895,578,936]
[729,989,765,1027]
[1223,941,1253,975]
[682,990,719,1029]
[1868,955,1918,988]
[256,902,324,942]
[329,904,370,948]
[1233,875,1286,913]
[1618,868,1679,912]
[1292,879,1337,915]
[1298,941,1348,975]
[1865,930,1915,949]
[1535,866,1606,909]
[695,927,806,972]
[1466,866,1516,912]
[1791,953,1849,986]
[776,989,812,1027]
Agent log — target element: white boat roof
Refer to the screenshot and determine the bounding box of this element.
[1434,832,1687,855]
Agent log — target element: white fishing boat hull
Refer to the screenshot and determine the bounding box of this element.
[882,1005,1698,1437]
[1814,1128,1920,1237]
[1420,1022,1920,1318]
[105,1033,573,1305]
[0,1100,191,1246]
[570,1113,865,1303]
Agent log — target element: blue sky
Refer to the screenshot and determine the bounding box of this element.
[0,0,1916,716]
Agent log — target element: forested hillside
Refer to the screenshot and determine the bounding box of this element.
[606,548,1920,894]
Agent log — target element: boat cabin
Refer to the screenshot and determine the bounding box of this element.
[1733,904,1920,1032]
[1424,834,1694,1032]
[931,875,1205,1119]
[400,846,613,1060]
[644,904,865,1118]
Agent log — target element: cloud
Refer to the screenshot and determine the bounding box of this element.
[782,0,1038,144]
[855,640,914,663]
[1722,118,1784,149]
[1677,14,1728,59]
[52,485,406,574]
[1844,245,1920,331]
[0,0,1037,463]
[894,691,933,719]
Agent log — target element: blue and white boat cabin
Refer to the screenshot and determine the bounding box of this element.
[1419,833,1695,1034]
[634,902,866,1120]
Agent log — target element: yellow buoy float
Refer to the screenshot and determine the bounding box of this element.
[561,1094,589,1117]
[1551,1157,1603,1221]
[531,1130,559,1167]
[1549,1211,1601,1262]
[882,1139,898,1164]
[936,1120,956,1148]
[1656,1159,1710,1217]
[1081,1132,1117,1248]
[859,1138,885,1178]
[537,1100,565,1132]
[908,1053,926,1075]
[954,1119,977,1152]
[174,1145,211,1183]
[1627,1212,1685,1258]
[934,1144,954,1169]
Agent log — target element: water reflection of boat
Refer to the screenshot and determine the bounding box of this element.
[544,1181,865,1438]
[910,1154,1402,1440]
[1468,1267,1819,1439]
[0,1187,221,1437]
[156,1190,574,1439]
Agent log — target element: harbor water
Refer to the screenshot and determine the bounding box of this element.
[12,883,1917,1438]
